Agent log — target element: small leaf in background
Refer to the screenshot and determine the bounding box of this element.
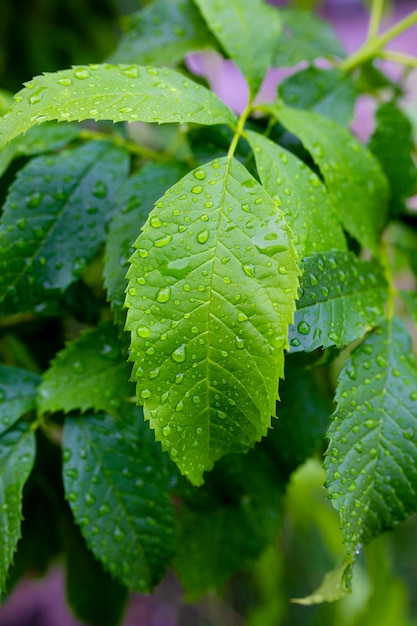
[38,322,133,417]
[265,104,389,255]
[278,67,356,126]
[125,157,299,485]
[292,556,354,605]
[104,161,188,325]
[194,0,282,96]
[0,122,79,179]
[110,0,216,67]
[0,141,129,316]
[325,318,417,554]
[0,421,36,596]
[62,409,176,593]
[369,101,417,218]
[174,446,284,597]
[247,130,346,256]
[273,9,345,67]
[0,64,237,149]
[288,251,388,352]
[0,366,40,436]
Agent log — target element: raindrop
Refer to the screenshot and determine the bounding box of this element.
[136,326,151,338]
[172,344,186,363]
[237,311,248,322]
[242,263,255,278]
[72,361,84,374]
[235,336,245,350]
[191,185,203,194]
[197,229,209,244]
[74,68,91,80]
[175,373,184,384]
[194,168,206,180]
[58,77,72,86]
[154,234,172,248]
[297,320,310,335]
[93,181,107,198]
[150,215,162,228]
[157,286,171,303]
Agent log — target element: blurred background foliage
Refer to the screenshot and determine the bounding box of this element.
[1,1,417,625]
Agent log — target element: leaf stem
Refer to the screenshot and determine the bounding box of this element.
[78,129,167,162]
[367,0,385,41]
[380,49,417,68]
[227,103,252,161]
[340,10,417,72]
[379,240,396,322]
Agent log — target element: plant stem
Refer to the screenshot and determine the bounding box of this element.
[79,128,167,162]
[380,50,417,68]
[340,10,417,72]
[227,103,252,161]
[367,0,385,41]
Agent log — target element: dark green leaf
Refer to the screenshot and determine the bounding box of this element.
[247,130,346,256]
[62,409,176,592]
[174,447,284,596]
[125,157,299,485]
[288,251,388,352]
[104,162,188,325]
[0,122,79,179]
[38,322,133,418]
[264,104,389,254]
[194,0,282,95]
[0,64,237,149]
[325,318,417,554]
[0,421,36,595]
[0,366,40,436]
[273,9,345,67]
[0,141,129,315]
[369,101,417,217]
[110,0,216,67]
[278,67,356,126]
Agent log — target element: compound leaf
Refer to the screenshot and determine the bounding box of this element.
[0,367,40,437]
[110,0,216,67]
[247,130,346,256]
[325,318,417,554]
[278,67,356,126]
[0,64,236,150]
[38,322,133,418]
[193,0,281,95]
[0,421,36,595]
[125,157,299,485]
[62,409,176,592]
[288,251,388,352]
[0,141,129,316]
[273,9,345,67]
[104,162,188,325]
[264,104,389,254]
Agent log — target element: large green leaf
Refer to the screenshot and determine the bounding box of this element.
[0,122,79,179]
[369,101,417,218]
[278,67,356,126]
[273,9,346,67]
[325,318,417,554]
[174,447,284,596]
[193,0,281,95]
[288,251,388,352]
[247,130,346,256]
[38,323,133,418]
[0,366,40,436]
[104,162,188,325]
[0,64,236,150]
[263,104,389,254]
[0,141,129,316]
[62,409,176,592]
[125,157,299,485]
[109,0,216,67]
[0,421,36,595]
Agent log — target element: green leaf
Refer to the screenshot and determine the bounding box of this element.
[38,322,133,418]
[104,161,188,325]
[0,64,236,150]
[109,0,216,67]
[246,130,346,256]
[273,9,345,67]
[0,141,129,316]
[125,157,299,485]
[62,409,176,592]
[0,366,40,436]
[264,104,389,254]
[0,421,36,595]
[288,251,388,352]
[174,447,284,596]
[325,318,417,554]
[193,0,282,95]
[292,556,353,605]
[400,291,417,327]
[369,101,417,218]
[0,122,79,180]
[278,67,356,126]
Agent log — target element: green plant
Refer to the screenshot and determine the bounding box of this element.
[1,0,417,621]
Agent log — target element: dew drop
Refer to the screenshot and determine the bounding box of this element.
[157,286,171,303]
[74,68,91,80]
[154,234,172,248]
[58,77,72,86]
[191,185,203,194]
[197,229,209,244]
[172,344,186,363]
[242,263,255,278]
[194,168,206,180]
[136,326,151,338]
[150,215,162,228]
[235,336,245,350]
[297,320,310,335]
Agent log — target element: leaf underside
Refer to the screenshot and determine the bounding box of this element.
[125,156,299,484]
[325,318,417,554]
